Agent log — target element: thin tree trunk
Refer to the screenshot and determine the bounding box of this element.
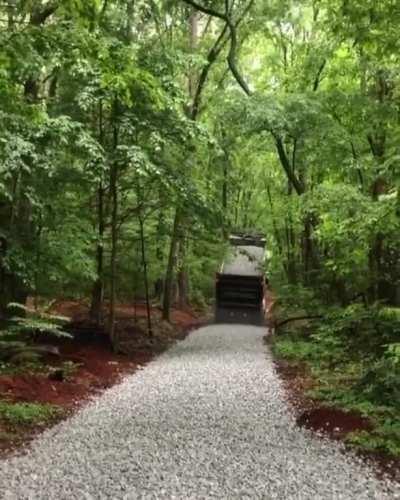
[162,4,240,319]
[162,208,181,321]
[367,138,386,302]
[302,216,317,284]
[222,162,228,213]
[138,211,153,336]
[90,101,105,325]
[154,204,165,301]
[285,216,297,284]
[90,183,105,324]
[222,159,229,238]
[266,185,284,260]
[175,9,199,309]
[34,222,43,311]
[108,118,119,348]
[177,238,190,309]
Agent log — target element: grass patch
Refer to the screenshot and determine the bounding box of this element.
[0,360,48,376]
[0,402,62,426]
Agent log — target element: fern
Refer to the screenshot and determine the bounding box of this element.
[10,318,71,338]
[6,303,72,339]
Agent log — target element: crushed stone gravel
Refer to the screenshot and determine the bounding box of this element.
[1,324,399,499]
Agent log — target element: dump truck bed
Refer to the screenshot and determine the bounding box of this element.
[215,243,265,325]
[219,245,265,277]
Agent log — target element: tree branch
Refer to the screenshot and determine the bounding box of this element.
[181,0,253,96]
[181,0,226,20]
[225,10,252,95]
[313,59,326,91]
[275,315,322,330]
[31,2,59,25]
[100,0,109,22]
[191,23,229,119]
[274,135,305,195]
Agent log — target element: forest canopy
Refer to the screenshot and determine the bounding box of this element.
[0,0,399,329]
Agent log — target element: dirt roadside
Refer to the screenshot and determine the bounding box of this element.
[0,301,207,458]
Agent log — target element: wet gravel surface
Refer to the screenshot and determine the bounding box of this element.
[1,324,399,499]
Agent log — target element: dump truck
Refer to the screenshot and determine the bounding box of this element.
[215,233,266,325]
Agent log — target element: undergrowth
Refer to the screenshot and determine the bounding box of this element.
[272,294,400,457]
[0,402,62,426]
[0,303,72,368]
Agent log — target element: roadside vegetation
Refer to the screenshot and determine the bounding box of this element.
[272,293,400,457]
[0,401,62,427]
[0,0,399,461]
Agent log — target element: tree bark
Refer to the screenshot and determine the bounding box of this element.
[266,185,284,262]
[175,8,199,309]
[177,238,190,309]
[90,101,106,325]
[90,182,105,325]
[181,0,254,96]
[138,210,153,336]
[162,208,182,321]
[108,116,119,348]
[274,136,305,195]
[162,1,254,320]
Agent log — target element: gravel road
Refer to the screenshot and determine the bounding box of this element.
[1,324,399,499]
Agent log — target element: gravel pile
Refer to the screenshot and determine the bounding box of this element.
[1,324,399,499]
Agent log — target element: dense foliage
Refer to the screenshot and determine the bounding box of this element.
[0,1,399,450]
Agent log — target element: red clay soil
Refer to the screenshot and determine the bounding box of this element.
[0,346,152,409]
[0,301,204,458]
[297,407,372,439]
[274,357,400,483]
[0,334,153,457]
[51,300,204,330]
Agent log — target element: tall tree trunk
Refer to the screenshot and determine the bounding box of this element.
[138,211,153,336]
[162,5,235,319]
[176,9,199,310]
[366,71,390,303]
[266,185,285,271]
[0,5,50,316]
[108,166,118,347]
[90,182,105,324]
[367,134,386,302]
[108,117,119,348]
[285,211,297,285]
[177,238,190,309]
[302,215,319,284]
[162,208,181,321]
[176,242,189,308]
[34,222,43,311]
[90,101,106,325]
[221,159,229,238]
[222,161,228,213]
[154,202,165,301]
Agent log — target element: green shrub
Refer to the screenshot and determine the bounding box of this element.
[273,336,324,363]
[0,304,72,368]
[7,303,72,339]
[348,422,400,457]
[0,402,62,426]
[273,299,400,457]
[356,352,400,408]
[60,360,81,380]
